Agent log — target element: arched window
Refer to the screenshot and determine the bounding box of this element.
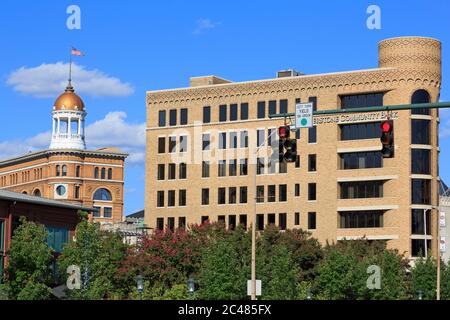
[411,89,431,115]
[101,168,106,180]
[108,168,113,180]
[76,166,81,177]
[94,167,99,179]
[56,165,60,177]
[33,189,42,197]
[22,191,28,195]
[62,165,67,177]
[93,188,112,201]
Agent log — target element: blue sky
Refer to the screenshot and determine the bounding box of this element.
[0,0,449,214]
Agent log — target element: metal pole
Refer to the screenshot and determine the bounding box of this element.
[251,161,257,300]
[437,206,441,301]
[424,209,429,259]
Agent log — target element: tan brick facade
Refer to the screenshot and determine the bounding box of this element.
[145,36,442,258]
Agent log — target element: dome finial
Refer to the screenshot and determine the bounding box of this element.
[65,80,75,93]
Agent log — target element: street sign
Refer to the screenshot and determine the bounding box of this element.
[247,280,262,296]
[295,102,313,128]
[440,236,446,253]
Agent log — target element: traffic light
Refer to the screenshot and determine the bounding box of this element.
[278,126,297,163]
[380,120,394,158]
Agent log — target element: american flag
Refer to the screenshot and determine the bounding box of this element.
[71,47,85,56]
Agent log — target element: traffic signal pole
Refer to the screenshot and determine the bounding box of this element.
[268,102,450,119]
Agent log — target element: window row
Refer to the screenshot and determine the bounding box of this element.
[339,151,383,170]
[156,190,187,207]
[339,181,384,199]
[156,216,187,231]
[158,108,188,127]
[158,136,188,154]
[94,167,113,180]
[157,163,187,180]
[218,103,249,122]
[92,206,113,219]
[339,211,384,229]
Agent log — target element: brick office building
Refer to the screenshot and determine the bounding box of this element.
[146,36,442,259]
[0,82,128,224]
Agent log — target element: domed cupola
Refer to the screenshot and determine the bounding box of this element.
[49,82,86,150]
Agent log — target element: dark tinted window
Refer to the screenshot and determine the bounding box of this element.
[218,188,226,204]
[412,119,431,145]
[180,108,188,125]
[269,100,277,116]
[241,103,249,120]
[340,181,383,199]
[412,179,431,204]
[340,152,383,169]
[228,215,236,230]
[158,137,166,154]
[412,149,431,174]
[341,93,384,109]
[308,212,316,230]
[257,101,266,119]
[203,106,211,123]
[308,127,317,143]
[279,184,287,202]
[256,214,264,231]
[169,109,177,126]
[219,105,227,122]
[411,90,431,115]
[240,187,248,203]
[268,185,276,202]
[158,110,166,127]
[280,99,288,114]
[157,164,165,180]
[157,191,164,207]
[411,209,431,235]
[308,155,316,172]
[230,104,238,121]
[179,189,186,206]
[156,218,164,231]
[340,122,381,141]
[339,211,384,228]
[201,188,209,205]
[308,183,316,201]
[411,239,432,257]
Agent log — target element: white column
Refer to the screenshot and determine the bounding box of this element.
[78,118,81,135]
[52,118,55,135]
[68,117,71,136]
[57,118,60,134]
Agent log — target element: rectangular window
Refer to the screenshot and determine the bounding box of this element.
[257,214,265,231]
[229,215,237,230]
[411,239,432,257]
[169,136,177,153]
[203,106,211,123]
[230,132,238,148]
[201,216,209,224]
[230,104,238,121]
[412,149,431,174]
[103,207,112,218]
[308,183,317,201]
[218,215,226,226]
[340,122,381,141]
[202,134,210,151]
[269,100,277,116]
[256,186,264,203]
[179,163,187,179]
[240,159,248,176]
[280,99,288,114]
[339,211,384,228]
[411,209,431,235]
[279,184,287,202]
[295,155,300,168]
[240,131,248,148]
[169,109,177,126]
[295,212,300,226]
[268,213,276,225]
[340,181,384,199]
[257,157,265,175]
[180,108,188,125]
[157,164,165,180]
[158,137,166,154]
[240,187,248,204]
[341,93,384,109]
[229,160,237,176]
[241,103,249,120]
[412,119,431,145]
[168,163,176,180]
[74,186,80,199]
[268,185,276,202]
[295,184,300,197]
[257,101,266,119]
[219,105,227,122]
[279,161,287,174]
[179,217,186,229]
[157,191,164,207]
[219,132,226,149]
[168,190,176,207]
[202,161,210,178]
[239,215,248,229]
[218,160,227,177]
[156,218,164,231]
[308,154,317,172]
[168,217,175,231]
[279,213,287,231]
[340,152,383,170]
[229,187,237,204]
[308,212,316,230]
[179,189,186,206]
[201,188,210,205]
[412,179,431,205]
[180,136,188,153]
[218,188,226,205]
[257,129,265,147]
[93,206,101,218]
[158,110,166,127]
[308,127,317,144]
[46,226,69,253]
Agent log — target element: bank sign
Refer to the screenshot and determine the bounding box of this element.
[313,111,399,125]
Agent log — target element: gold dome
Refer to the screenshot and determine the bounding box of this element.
[54,83,85,111]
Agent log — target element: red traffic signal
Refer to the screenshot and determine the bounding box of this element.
[380,120,394,158]
[278,126,290,139]
[381,121,392,133]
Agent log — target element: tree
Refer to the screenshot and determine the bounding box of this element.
[4,217,54,300]
[410,256,437,300]
[57,219,128,300]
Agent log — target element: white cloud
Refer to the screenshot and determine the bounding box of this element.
[193,19,220,35]
[6,62,134,98]
[0,112,145,164]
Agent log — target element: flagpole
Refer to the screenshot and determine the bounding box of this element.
[69,47,72,86]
